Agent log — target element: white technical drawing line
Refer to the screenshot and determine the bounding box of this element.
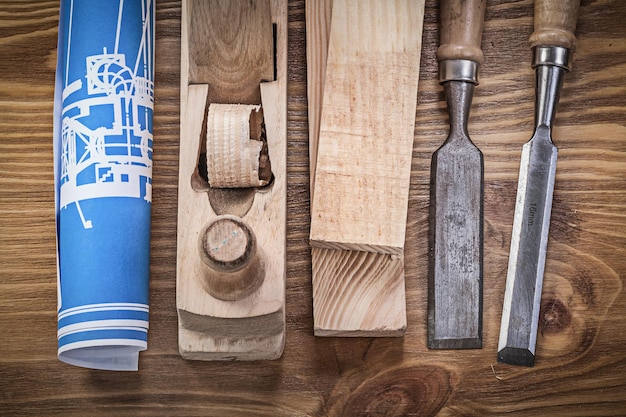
[115,0,124,55]
[65,0,74,88]
[76,201,92,229]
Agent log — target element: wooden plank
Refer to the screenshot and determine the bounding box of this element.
[308,0,424,336]
[177,0,287,360]
[310,0,425,256]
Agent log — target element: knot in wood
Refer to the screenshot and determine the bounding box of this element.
[540,297,572,335]
[341,366,453,417]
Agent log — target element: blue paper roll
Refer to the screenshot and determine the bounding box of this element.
[53,0,154,371]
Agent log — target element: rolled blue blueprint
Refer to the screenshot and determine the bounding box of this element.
[53,0,154,371]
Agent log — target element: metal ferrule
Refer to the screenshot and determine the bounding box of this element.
[533,56,568,131]
[439,59,479,85]
[532,46,572,71]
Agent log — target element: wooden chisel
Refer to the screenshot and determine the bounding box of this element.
[428,0,486,349]
[498,0,580,366]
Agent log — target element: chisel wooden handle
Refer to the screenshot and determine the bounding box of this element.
[437,0,486,64]
[530,0,580,51]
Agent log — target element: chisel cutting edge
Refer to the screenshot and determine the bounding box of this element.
[497,0,580,366]
[428,0,486,349]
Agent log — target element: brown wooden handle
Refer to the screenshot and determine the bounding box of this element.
[437,0,486,64]
[530,0,581,50]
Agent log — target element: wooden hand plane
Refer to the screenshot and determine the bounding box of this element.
[177,0,287,361]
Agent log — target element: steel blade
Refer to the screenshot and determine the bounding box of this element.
[428,80,483,349]
[498,127,557,366]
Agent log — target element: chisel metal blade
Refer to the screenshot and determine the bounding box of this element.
[428,81,483,349]
[497,125,557,366]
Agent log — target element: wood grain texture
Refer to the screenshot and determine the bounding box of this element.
[187,0,274,104]
[312,247,406,336]
[1,0,626,415]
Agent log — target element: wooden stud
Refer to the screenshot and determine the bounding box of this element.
[177,0,287,360]
[308,0,425,336]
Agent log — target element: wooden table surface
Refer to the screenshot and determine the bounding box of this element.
[1,1,626,415]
